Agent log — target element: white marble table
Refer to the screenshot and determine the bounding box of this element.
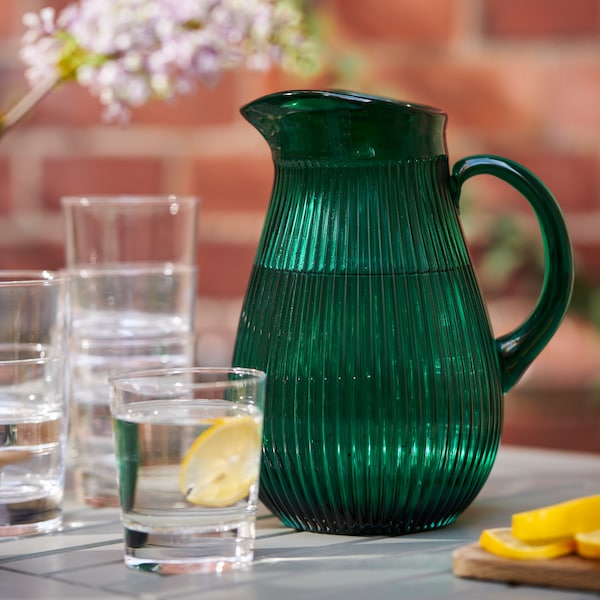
[1,445,599,599]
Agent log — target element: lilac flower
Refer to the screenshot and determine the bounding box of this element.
[6,0,316,128]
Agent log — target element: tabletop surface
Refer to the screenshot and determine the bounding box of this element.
[1,444,599,600]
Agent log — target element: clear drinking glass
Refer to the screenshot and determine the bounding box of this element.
[0,271,68,535]
[109,367,266,574]
[62,195,199,506]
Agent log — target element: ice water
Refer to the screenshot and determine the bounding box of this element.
[112,399,263,573]
[0,353,67,534]
[68,264,196,505]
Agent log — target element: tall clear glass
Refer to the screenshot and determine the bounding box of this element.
[62,195,199,506]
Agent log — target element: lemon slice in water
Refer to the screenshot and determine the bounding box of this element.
[179,415,262,507]
[479,527,575,560]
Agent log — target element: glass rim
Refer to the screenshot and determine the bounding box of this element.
[109,367,267,389]
[60,195,200,207]
[0,343,60,365]
[0,269,67,286]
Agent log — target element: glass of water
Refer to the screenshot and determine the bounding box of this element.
[0,271,68,535]
[62,195,199,506]
[109,367,266,574]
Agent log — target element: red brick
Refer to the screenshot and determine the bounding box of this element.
[0,67,27,119]
[503,392,600,452]
[198,241,257,297]
[0,242,64,271]
[39,0,72,11]
[132,74,238,126]
[0,159,12,214]
[188,155,273,213]
[467,152,600,214]
[546,62,600,141]
[483,0,600,38]
[575,242,600,284]
[515,153,600,213]
[0,0,16,38]
[233,65,331,110]
[374,56,544,139]
[233,69,296,110]
[328,0,459,43]
[41,157,166,210]
[22,84,103,128]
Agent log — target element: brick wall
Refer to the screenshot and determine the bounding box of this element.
[1,0,600,390]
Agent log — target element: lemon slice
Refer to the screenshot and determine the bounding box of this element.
[512,495,600,542]
[479,527,575,560]
[575,529,600,559]
[179,415,262,507]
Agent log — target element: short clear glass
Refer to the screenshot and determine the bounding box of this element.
[61,195,199,506]
[109,367,266,574]
[0,271,68,535]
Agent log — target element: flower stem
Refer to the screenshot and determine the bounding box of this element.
[1,75,59,135]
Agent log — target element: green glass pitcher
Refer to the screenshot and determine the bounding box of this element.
[232,90,573,535]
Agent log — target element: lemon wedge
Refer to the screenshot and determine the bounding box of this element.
[575,529,600,559]
[179,415,262,507]
[479,527,575,560]
[512,495,600,542]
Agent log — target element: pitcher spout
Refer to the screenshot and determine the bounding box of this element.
[240,89,448,161]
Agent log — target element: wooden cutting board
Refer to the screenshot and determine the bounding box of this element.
[453,543,600,592]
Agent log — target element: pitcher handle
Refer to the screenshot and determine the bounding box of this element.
[451,155,574,393]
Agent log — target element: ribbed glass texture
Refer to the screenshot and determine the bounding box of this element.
[234,156,502,535]
[233,90,572,535]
